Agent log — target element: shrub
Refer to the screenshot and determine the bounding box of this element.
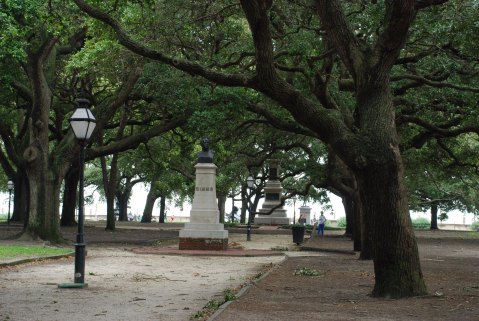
[336,216,347,228]
[412,217,430,230]
[470,221,479,231]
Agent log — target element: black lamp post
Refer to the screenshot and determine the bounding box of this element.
[7,180,13,225]
[246,175,255,241]
[62,97,96,288]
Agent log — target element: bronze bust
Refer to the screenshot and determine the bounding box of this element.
[197,137,214,163]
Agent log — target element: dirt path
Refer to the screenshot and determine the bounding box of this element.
[0,233,317,321]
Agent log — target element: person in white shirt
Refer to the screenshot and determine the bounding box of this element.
[317,211,327,237]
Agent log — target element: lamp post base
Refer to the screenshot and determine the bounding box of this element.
[246,224,252,241]
[58,282,88,289]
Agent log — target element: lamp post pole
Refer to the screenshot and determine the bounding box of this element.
[246,175,255,241]
[59,97,96,289]
[74,141,87,284]
[7,180,13,225]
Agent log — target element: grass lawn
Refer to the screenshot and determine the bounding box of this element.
[0,245,72,260]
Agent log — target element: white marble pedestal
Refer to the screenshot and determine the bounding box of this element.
[179,163,228,250]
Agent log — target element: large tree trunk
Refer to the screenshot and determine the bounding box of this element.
[116,189,131,222]
[354,85,426,297]
[141,197,154,223]
[23,37,64,242]
[430,203,439,230]
[358,164,425,297]
[159,197,166,223]
[24,167,63,241]
[61,165,80,226]
[105,183,116,231]
[314,0,426,297]
[141,185,160,223]
[101,153,118,231]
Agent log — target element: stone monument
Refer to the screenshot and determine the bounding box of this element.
[254,159,290,225]
[299,205,312,225]
[179,138,228,250]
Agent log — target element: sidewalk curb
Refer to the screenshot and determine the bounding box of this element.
[0,252,74,268]
[207,255,289,321]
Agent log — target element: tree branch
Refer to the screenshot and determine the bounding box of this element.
[393,74,479,93]
[74,0,253,88]
[399,115,479,149]
[88,117,187,160]
[246,103,318,138]
[373,1,417,73]
[315,0,364,79]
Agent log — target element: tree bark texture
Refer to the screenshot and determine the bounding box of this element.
[357,195,372,260]
[342,196,354,237]
[352,199,362,252]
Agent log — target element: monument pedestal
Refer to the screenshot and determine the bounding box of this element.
[254,215,290,225]
[254,161,290,225]
[179,163,228,250]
